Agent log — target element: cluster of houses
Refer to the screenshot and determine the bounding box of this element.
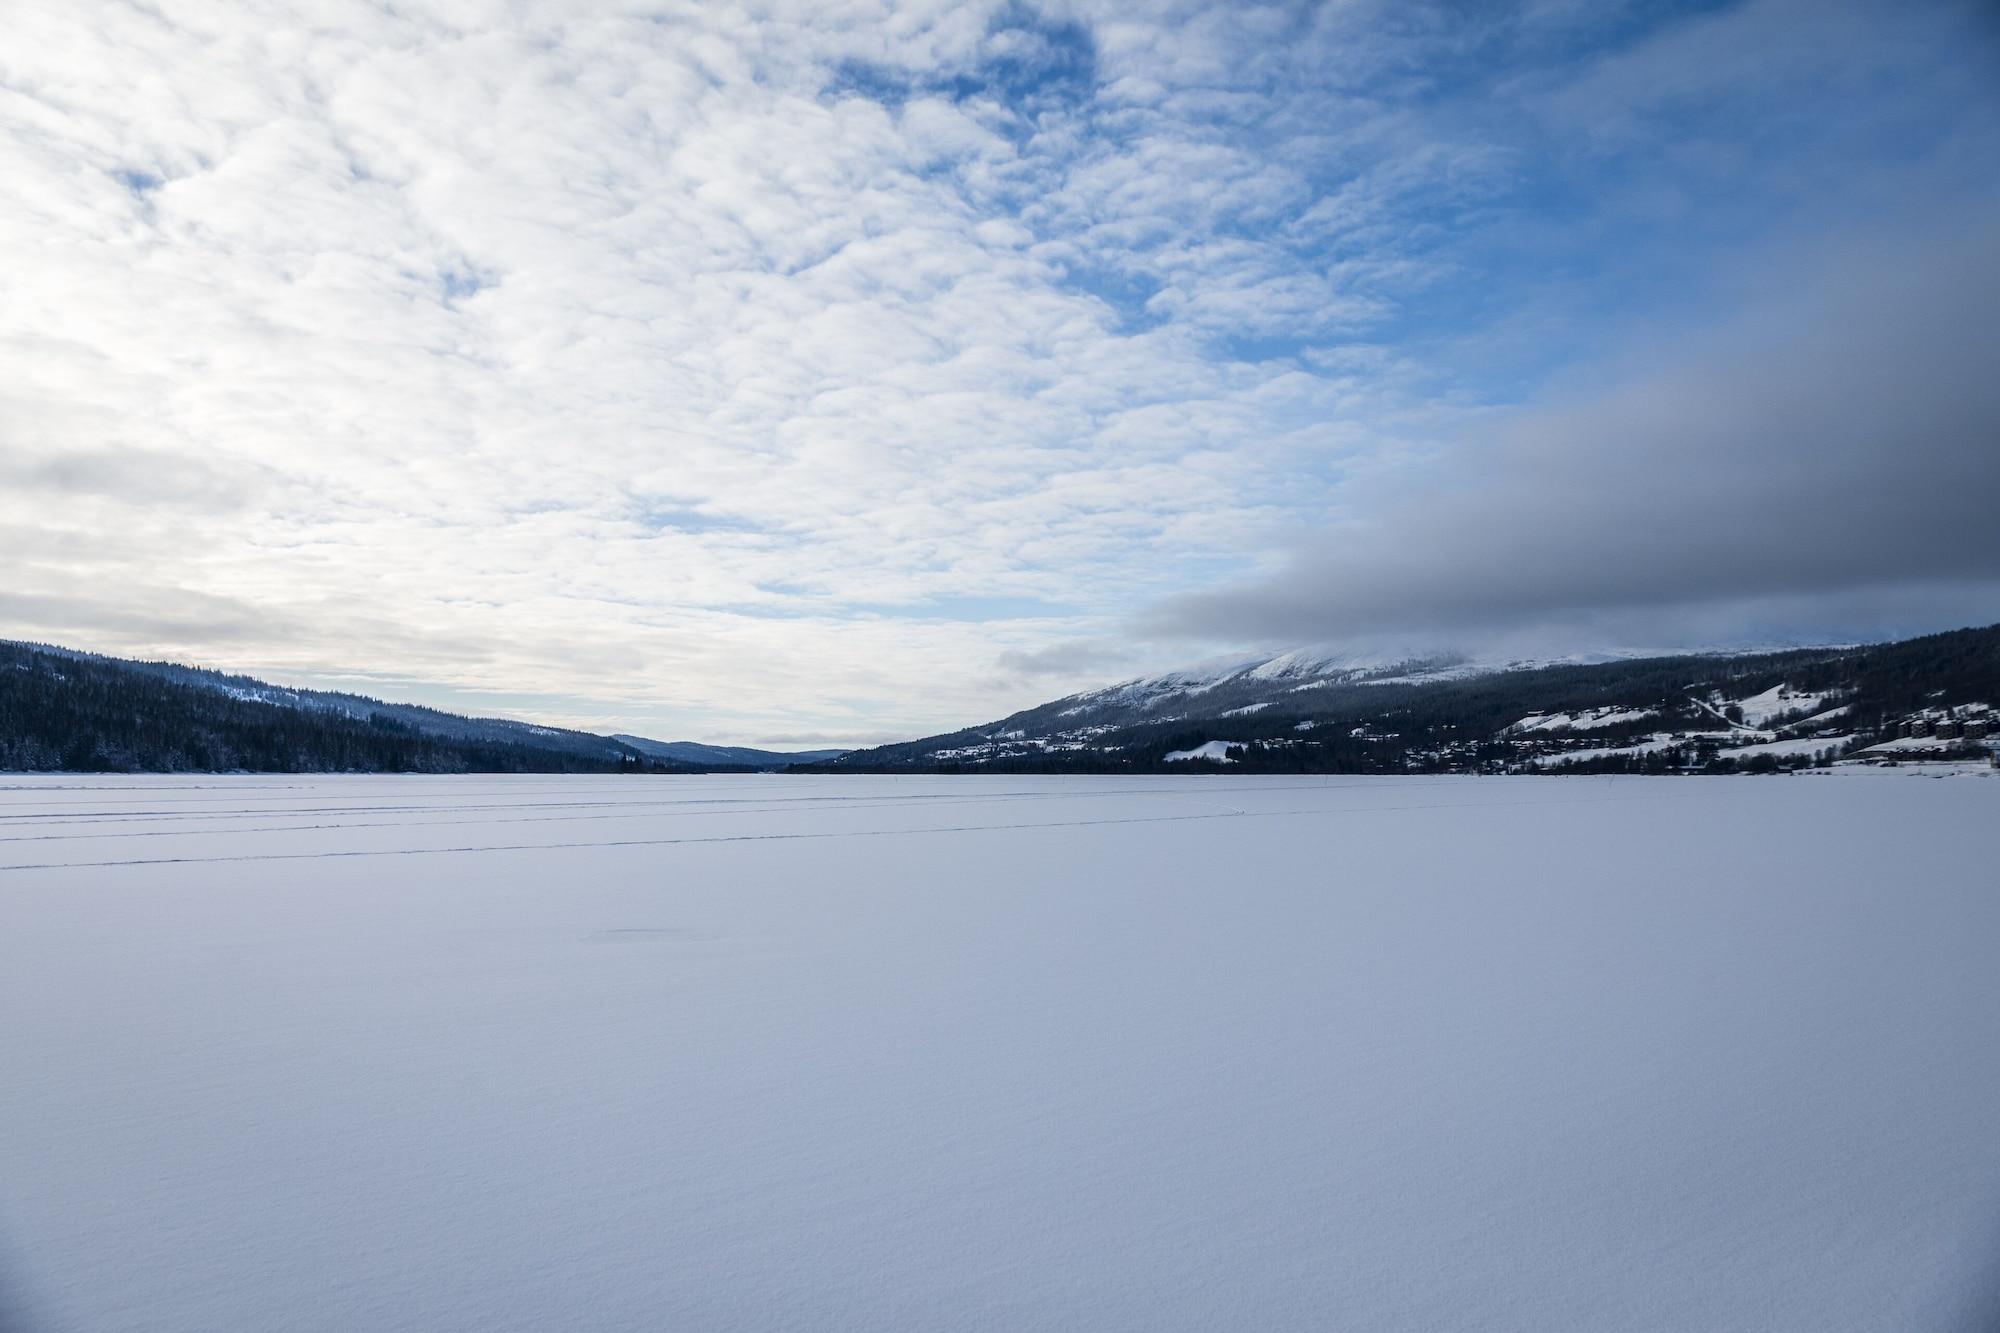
[1840,704,1999,767]
[1895,717,1990,741]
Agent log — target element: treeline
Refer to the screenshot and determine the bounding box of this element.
[0,642,725,774]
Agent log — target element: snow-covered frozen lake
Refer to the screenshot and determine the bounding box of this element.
[3,772,1997,1331]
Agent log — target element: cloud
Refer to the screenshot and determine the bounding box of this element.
[995,638,1140,677]
[0,0,1994,742]
[1157,212,2000,651]
[752,731,913,748]
[0,445,264,507]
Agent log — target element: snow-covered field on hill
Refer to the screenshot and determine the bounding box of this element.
[3,773,1997,1332]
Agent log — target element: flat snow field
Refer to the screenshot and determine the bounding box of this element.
[3,772,1998,1332]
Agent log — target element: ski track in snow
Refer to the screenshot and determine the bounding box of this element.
[0,781,1687,872]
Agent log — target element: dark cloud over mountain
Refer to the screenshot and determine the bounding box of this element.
[1159,215,2000,652]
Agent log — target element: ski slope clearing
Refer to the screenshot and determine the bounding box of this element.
[3,773,1997,1332]
[1728,684,1832,727]
[1508,706,1660,732]
[1162,739,1239,763]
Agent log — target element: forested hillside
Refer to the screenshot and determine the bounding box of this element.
[0,641,724,774]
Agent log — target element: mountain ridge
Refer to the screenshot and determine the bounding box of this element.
[612,735,849,770]
[815,625,2000,774]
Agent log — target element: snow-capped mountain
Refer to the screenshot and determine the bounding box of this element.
[820,626,2000,772]
[992,644,1634,734]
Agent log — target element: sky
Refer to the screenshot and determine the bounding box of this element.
[2,0,1996,747]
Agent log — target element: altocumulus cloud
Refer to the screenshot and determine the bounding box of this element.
[0,0,1995,744]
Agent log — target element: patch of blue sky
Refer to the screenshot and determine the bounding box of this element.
[1059,261,1169,334]
[1227,11,1981,401]
[629,504,768,536]
[847,594,1083,623]
[437,263,499,308]
[943,5,1094,110]
[1210,331,1326,366]
[709,583,826,620]
[109,167,163,196]
[826,3,1095,126]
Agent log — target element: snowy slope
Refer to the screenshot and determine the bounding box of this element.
[1012,646,1586,739]
[1508,707,1661,733]
[1162,739,1239,763]
[1730,684,1831,727]
[830,626,2000,773]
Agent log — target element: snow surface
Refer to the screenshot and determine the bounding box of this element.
[1728,684,1831,728]
[3,773,1999,1333]
[1509,707,1659,733]
[1162,739,1238,763]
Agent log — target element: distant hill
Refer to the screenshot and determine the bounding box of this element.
[0,641,791,774]
[810,624,2000,775]
[613,736,848,770]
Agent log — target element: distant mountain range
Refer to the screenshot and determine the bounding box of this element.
[0,641,845,774]
[813,624,2000,774]
[7,627,1996,775]
[612,736,849,769]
